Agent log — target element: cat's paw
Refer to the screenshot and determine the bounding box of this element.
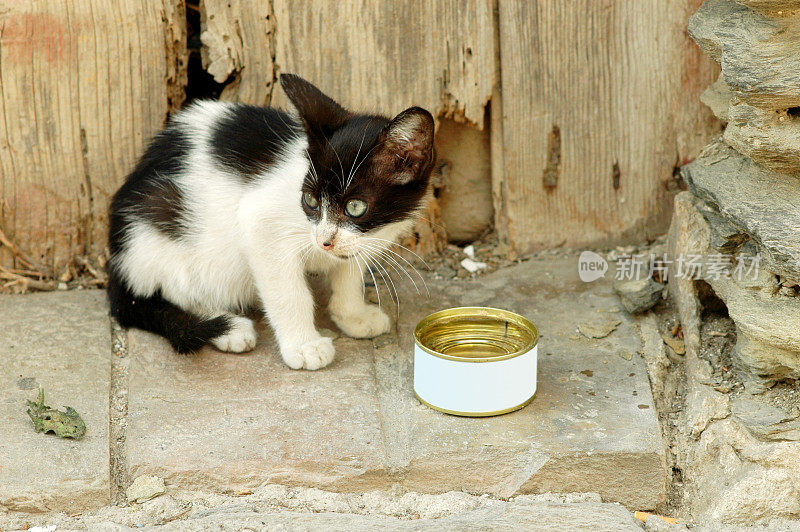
[282,337,335,370]
[331,305,391,339]
[211,316,257,353]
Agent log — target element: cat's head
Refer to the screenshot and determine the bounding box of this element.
[280,74,435,258]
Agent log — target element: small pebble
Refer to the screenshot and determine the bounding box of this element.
[460,258,487,273]
[126,475,166,503]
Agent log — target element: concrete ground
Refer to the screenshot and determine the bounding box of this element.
[1,253,671,529]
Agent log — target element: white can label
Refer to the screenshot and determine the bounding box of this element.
[413,344,538,415]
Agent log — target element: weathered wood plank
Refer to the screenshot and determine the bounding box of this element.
[271,0,495,129]
[0,1,186,274]
[199,0,275,105]
[495,0,720,252]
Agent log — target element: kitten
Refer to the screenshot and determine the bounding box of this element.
[107,74,435,370]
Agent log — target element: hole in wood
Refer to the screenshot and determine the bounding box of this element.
[542,124,561,190]
[185,1,235,104]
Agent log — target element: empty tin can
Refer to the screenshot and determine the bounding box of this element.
[413,307,539,417]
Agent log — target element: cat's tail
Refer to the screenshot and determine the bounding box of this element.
[107,272,231,354]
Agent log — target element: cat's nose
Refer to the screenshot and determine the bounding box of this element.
[317,236,335,250]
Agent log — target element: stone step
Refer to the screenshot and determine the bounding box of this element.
[0,487,645,531]
[0,291,112,512]
[140,498,644,531]
[0,255,667,514]
[125,255,666,510]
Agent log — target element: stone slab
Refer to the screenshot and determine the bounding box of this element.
[690,0,800,109]
[125,254,665,509]
[146,499,642,531]
[379,256,666,510]
[683,139,800,281]
[0,487,642,531]
[125,327,388,493]
[0,290,111,512]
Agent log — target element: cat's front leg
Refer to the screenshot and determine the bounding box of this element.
[249,255,334,370]
[329,259,391,339]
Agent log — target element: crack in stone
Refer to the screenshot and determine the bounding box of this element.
[109,316,131,504]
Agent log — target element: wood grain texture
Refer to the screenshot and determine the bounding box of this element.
[199,0,275,105]
[495,0,720,252]
[271,0,495,128]
[0,0,186,274]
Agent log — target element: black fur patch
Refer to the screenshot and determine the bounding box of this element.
[210,104,302,179]
[109,126,190,246]
[107,268,232,354]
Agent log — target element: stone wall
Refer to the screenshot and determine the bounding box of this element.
[666,0,800,522]
[681,0,800,391]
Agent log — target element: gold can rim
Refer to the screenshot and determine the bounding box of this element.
[414,391,536,417]
[413,306,539,363]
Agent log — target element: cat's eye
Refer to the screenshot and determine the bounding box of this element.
[345,199,368,218]
[303,192,319,210]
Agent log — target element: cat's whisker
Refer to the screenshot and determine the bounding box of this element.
[356,250,380,308]
[288,242,312,257]
[275,219,311,228]
[304,148,320,184]
[364,249,400,305]
[323,135,346,189]
[363,253,382,310]
[363,251,398,306]
[269,227,308,237]
[346,143,380,193]
[363,237,431,270]
[277,243,312,256]
[362,239,429,295]
[366,249,418,295]
[350,253,366,299]
[347,250,355,282]
[406,211,448,233]
[345,130,367,191]
[361,243,421,296]
[299,246,314,265]
[282,237,313,258]
[269,226,310,237]
[367,244,427,293]
[270,233,312,246]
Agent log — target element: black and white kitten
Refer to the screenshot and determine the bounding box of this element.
[108,74,435,370]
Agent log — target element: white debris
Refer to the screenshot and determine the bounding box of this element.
[460,258,487,273]
[29,527,57,532]
[126,474,166,503]
[463,245,476,259]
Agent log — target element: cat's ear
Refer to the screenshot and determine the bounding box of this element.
[371,107,435,185]
[280,74,350,133]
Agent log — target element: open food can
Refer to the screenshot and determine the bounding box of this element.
[413,307,539,417]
